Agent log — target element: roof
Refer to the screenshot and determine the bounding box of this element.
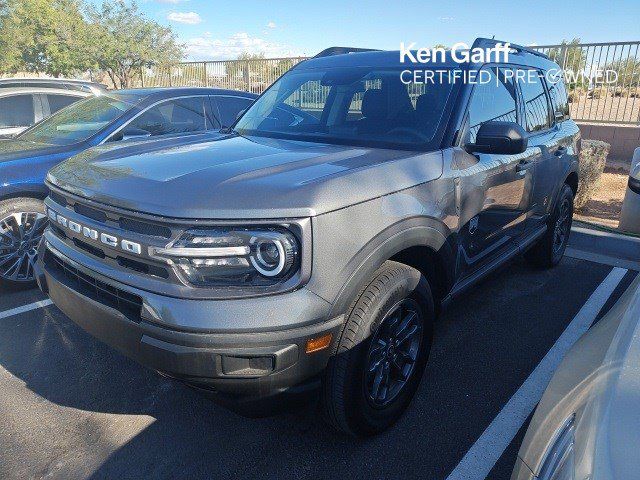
[115,87,258,100]
[0,77,103,85]
[297,39,558,71]
[0,87,93,97]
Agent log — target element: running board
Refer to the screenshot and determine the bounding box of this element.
[441,225,547,307]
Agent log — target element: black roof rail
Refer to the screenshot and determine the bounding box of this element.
[472,37,549,60]
[313,47,381,58]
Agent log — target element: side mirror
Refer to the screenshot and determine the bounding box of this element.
[467,121,528,155]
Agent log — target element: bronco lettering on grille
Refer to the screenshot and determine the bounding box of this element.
[47,207,142,255]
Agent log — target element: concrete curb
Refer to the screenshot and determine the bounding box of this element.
[569,226,640,266]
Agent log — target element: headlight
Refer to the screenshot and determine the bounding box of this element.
[538,415,576,480]
[150,227,300,288]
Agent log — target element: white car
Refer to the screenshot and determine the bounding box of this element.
[0,87,92,138]
[512,274,640,479]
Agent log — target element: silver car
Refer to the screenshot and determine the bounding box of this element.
[512,275,640,479]
[0,87,92,138]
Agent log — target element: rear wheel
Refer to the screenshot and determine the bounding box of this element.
[525,184,574,268]
[0,198,47,287]
[321,261,434,436]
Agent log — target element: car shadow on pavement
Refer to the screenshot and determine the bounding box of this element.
[0,257,613,480]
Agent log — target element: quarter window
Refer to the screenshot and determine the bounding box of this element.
[0,95,34,128]
[127,97,207,137]
[467,67,518,143]
[546,73,570,121]
[519,70,551,132]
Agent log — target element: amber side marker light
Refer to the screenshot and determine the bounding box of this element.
[305,333,332,354]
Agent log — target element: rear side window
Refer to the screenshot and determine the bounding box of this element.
[0,95,34,127]
[215,96,254,128]
[47,94,81,114]
[546,73,570,121]
[467,67,518,143]
[128,97,207,136]
[519,71,551,132]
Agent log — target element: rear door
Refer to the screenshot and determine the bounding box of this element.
[516,69,560,229]
[534,73,575,219]
[455,66,537,278]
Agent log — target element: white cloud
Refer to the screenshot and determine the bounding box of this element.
[167,11,202,25]
[156,0,188,4]
[266,21,276,29]
[437,16,454,21]
[184,32,301,60]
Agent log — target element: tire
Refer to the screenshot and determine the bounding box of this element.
[321,261,434,436]
[524,184,574,268]
[0,197,47,288]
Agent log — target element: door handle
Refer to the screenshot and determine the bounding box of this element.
[516,160,532,172]
[554,147,567,157]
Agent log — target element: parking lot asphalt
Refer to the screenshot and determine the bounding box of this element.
[0,254,634,480]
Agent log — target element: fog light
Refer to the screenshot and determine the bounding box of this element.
[305,333,333,354]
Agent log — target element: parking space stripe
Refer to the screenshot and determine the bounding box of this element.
[0,299,53,320]
[446,266,628,480]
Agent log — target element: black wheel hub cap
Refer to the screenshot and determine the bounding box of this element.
[553,198,571,255]
[0,211,47,282]
[365,298,423,407]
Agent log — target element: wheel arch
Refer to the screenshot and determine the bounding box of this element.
[327,219,456,319]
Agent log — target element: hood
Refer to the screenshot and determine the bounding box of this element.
[0,139,74,163]
[47,134,443,219]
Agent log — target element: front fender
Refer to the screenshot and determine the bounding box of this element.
[325,218,455,318]
[0,181,48,201]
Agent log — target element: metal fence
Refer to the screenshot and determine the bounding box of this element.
[139,41,640,125]
[531,41,640,124]
[139,57,307,94]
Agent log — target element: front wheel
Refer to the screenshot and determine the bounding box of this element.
[0,197,47,287]
[525,184,574,268]
[321,261,434,436]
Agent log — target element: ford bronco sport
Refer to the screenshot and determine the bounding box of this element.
[36,38,579,436]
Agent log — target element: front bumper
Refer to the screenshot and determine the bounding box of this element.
[36,236,344,416]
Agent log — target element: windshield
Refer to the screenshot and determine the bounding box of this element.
[19,95,135,145]
[235,66,454,150]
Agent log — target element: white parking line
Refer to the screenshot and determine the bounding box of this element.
[0,299,53,320]
[446,266,628,480]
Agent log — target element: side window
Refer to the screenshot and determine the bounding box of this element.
[467,67,518,143]
[47,94,81,114]
[546,73,570,121]
[518,70,551,132]
[283,80,330,120]
[0,95,35,127]
[215,96,254,128]
[127,97,206,137]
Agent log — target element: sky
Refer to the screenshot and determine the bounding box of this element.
[100,0,640,60]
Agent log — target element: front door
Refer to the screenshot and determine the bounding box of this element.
[455,66,536,278]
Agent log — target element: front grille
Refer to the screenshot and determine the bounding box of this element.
[45,249,142,321]
[74,203,107,223]
[119,217,172,239]
[49,191,67,207]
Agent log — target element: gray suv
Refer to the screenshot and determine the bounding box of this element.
[36,38,579,436]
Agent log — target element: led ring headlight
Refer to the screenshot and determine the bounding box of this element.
[151,226,300,288]
[250,235,292,277]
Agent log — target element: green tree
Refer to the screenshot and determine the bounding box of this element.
[0,0,94,76]
[547,38,586,71]
[603,58,640,87]
[86,1,184,88]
